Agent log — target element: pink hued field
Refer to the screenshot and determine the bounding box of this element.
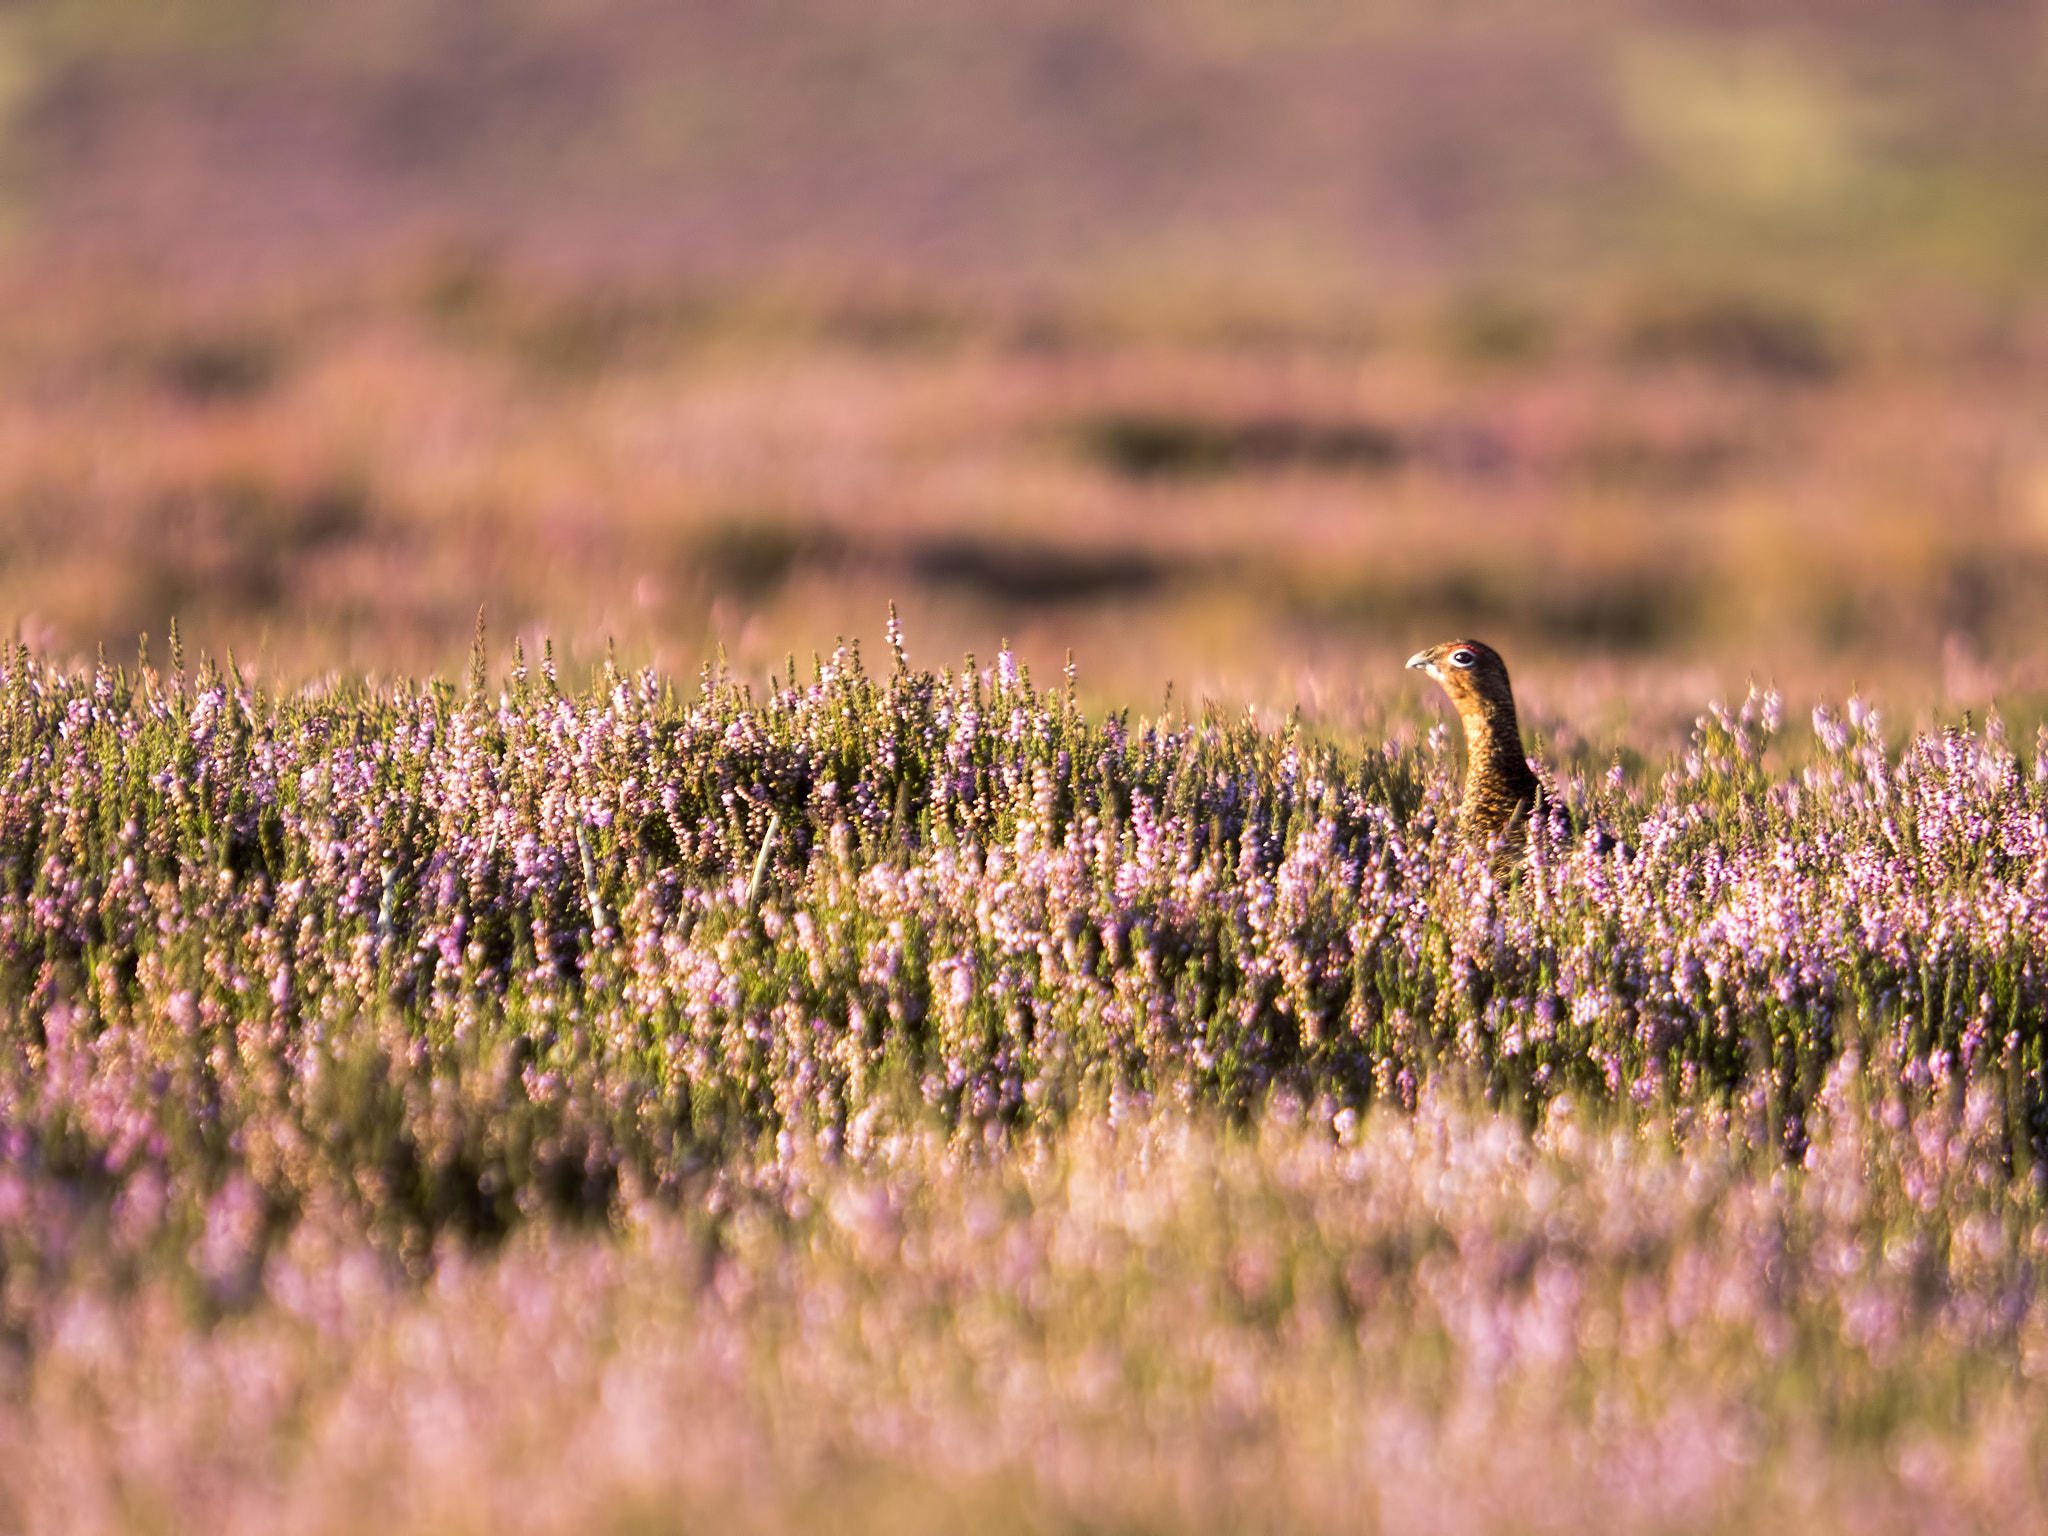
[8,2,2048,1530]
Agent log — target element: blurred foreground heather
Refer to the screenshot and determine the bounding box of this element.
[1,636,2047,1529]
[7,1091,2046,1536]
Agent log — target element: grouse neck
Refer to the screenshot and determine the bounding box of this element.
[1459,696,1537,798]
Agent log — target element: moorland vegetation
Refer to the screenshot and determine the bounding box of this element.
[0,630,2045,1532]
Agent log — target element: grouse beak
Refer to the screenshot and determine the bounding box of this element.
[1405,649,1435,677]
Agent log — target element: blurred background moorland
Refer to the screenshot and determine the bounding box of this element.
[5,0,2048,747]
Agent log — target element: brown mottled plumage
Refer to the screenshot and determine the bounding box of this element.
[1406,638,1540,869]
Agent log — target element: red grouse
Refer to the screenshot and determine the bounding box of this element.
[1407,638,1541,870]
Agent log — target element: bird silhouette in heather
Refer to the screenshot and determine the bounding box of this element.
[1407,638,1543,875]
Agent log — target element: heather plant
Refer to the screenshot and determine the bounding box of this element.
[5,624,2045,1193]
[3,627,2048,1531]
[4,1077,2047,1534]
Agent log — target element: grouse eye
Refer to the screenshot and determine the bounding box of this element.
[1449,648,1477,669]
